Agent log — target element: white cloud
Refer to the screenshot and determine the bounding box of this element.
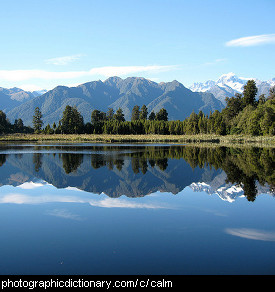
[45,54,83,65]
[0,65,178,82]
[226,34,275,47]
[225,228,275,241]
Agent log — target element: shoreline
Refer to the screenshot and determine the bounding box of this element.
[0,133,274,147]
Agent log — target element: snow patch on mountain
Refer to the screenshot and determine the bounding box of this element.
[189,179,272,203]
[189,73,274,105]
[190,182,244,202]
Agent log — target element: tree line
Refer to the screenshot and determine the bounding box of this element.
[32,105,170,135]
[0,112,33,134]
[0,80,274,136]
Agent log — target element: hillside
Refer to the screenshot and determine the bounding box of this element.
[6,77,224,126]
[0,87,45,112]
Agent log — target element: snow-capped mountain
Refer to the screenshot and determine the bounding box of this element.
[32,89,47,97]
[189,182,244,203]
[189,179,271,203]
[189,73,274,105]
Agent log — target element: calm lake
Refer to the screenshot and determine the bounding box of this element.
[0,143,274,275]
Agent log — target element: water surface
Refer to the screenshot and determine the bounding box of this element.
[0,143,274,275]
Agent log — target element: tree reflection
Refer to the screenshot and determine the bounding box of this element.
[91,154,106,169]
[0,154,6,167]
[114,158,124,171]
[156,158,168,171]
[19,144,274,201]
[131,157,140,174]
[33,153,42,172]
[62,153,83,174]
[223,159,257,201]
[181,146,274,202]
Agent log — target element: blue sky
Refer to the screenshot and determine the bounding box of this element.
[0,0,274,91]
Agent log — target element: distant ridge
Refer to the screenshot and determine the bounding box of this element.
[0,87,46,112]
[5,77,223,126]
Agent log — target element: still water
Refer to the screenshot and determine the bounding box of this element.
[0,143,274,275]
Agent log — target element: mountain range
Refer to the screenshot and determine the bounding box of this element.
[5,77,223,126]
[0,87,47,112]
[189,72,275,105]
[1,73,274,126]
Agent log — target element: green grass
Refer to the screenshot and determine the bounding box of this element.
[0,133,274,147]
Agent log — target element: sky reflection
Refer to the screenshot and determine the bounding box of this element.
[225,228,275,242]
[0,183,172,209]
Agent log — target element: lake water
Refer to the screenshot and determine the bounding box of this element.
[0,143,274,275]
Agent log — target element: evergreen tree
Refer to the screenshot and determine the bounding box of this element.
[91,110,104,124]
[268,86,275,100]
[260,107,274,135]
[84,122,93,134]
[247,110,262,136]
[222,93,243,125]
[0,110,8,134]
[44,124,53,134]
[148,111,156,121]
[131,105,140,121]
[33,107,43,133]
[114,108,125,122]
[156,108,168,121]
[242,80,257,107]
[61,105,74,133]
[61,105,84,134]
[140,105,148,120]
[213,111,226,135]
[258,94,266,105]
[106,108,114,120]
[72,107,84,133]
[186,111,198,134]
[55,121,62,134]
[198,116,207,134]
[52,122,56,133]
[14,118,24,133]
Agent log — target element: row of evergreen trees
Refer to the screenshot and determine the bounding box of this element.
[1,80,274,136]
[0,111,33,134]
[32,105,169,134]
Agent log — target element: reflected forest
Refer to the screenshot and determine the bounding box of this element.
[0,145,274,202]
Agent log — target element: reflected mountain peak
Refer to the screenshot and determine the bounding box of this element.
[190,182,245,203]
[0,144,274,202]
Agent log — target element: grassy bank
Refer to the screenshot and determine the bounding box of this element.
[0,133,274,147]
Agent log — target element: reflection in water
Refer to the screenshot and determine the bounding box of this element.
[0,144,274,276]
[62,153,83,174]
[0,145,274,202]
[0,154,6,167]
[225,228,275,242]
[0,191,168,209]
[33,152,42,172]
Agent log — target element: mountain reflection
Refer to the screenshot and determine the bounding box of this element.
[0,144,274,201]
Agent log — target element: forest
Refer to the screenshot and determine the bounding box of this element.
[0,80,274,136]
